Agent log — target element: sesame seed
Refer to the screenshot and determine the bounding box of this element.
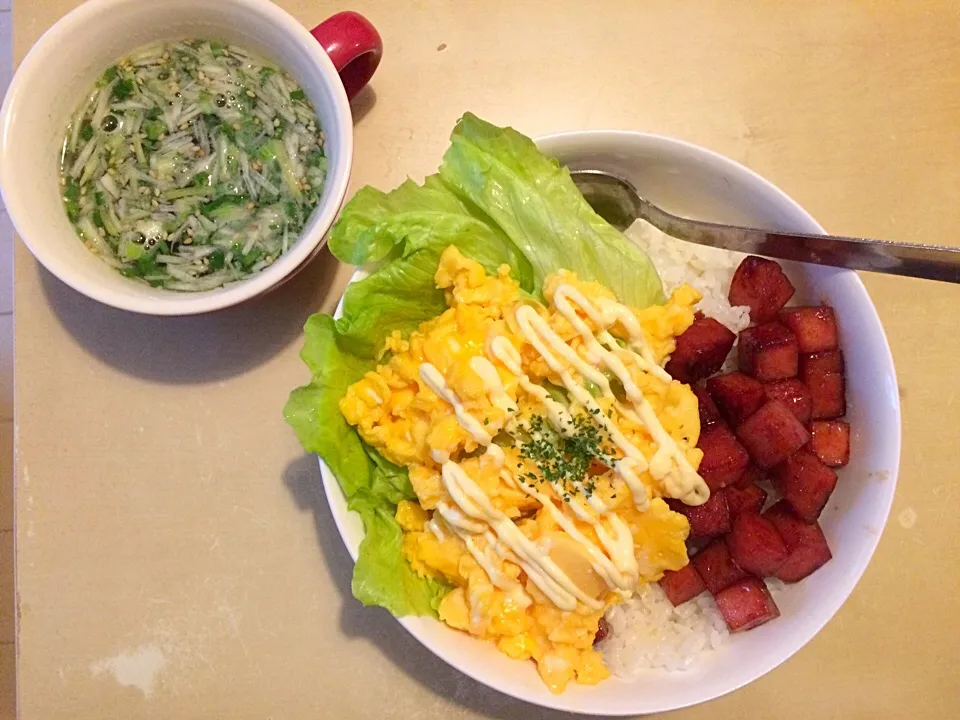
[183,237,193,245]
[246,90,255,98]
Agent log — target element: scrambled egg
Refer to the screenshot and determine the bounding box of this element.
[340,247,703,693]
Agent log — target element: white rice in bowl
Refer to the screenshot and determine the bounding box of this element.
[595,221,756,677]
[598,584,728,676]
[627,218,752,339]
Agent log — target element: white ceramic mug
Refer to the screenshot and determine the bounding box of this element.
[0,0,382,315]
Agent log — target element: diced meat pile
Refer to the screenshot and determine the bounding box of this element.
[660,255,851,634]
[665,316,736,383]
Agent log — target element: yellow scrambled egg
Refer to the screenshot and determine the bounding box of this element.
[340,246,703,693]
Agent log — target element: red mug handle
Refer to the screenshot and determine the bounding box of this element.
[310,11,383,101]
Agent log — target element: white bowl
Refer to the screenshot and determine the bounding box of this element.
[319,131,901,715]
[0,0,355,315]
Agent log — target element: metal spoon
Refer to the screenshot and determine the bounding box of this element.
[570,169,960,283]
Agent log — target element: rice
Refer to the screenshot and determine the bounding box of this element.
[593,221,756,677]
[626,218,752,336]
[597,584,728,676]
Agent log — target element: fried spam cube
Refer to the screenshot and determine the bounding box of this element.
[669,491,731,539]
[736,400,811,469]
[801,349,844,376]
[722,479,768,518]
[765,501,833,582]
[659,564,707,606]
[728,256,796,322]
[737,463,765,486]
[713,577,781,632]
[707,372,766,426]
[739,322,799,382]
[779,306,839,353]
[772,449,838,523]
[697,423,751,491]
[594,617,609,645]
[810,420,851,467]
[666,316,737,384]
[693,385,723,429]
[801,361,846,421]
[727,511,788,576]
[691,539,748,594]
[763,378,813,425]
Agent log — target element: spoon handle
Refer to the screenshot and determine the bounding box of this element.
[639,199,960,283]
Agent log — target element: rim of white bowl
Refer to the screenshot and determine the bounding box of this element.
[0,0,353,316]
[317,130,900,714]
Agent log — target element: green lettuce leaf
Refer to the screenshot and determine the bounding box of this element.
[286,113,667,620]
[329,175,533,272]
[287,170,539,617]
[335,248,447,358]
[349,488,447,614]
[283,315,449,617]
[332,175,535,357]
[439,112,665,307]
[285,315,373,494]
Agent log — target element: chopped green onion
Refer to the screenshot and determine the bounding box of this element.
[59,38,327,292]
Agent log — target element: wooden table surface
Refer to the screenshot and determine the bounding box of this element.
[12,1,960,718]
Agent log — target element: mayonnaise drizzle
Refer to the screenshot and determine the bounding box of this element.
[464,534,531,608]
[490,337,573,434]
[484,443,505,468]
[436,500,487,534]
[512,305,654,511]
[419,363,492,446]
[516,294,709,506]
[506,470,637,591]
[469,356,518,415]
[441,462,603,611]
[596,296,667,380]
[426,515,447,542]
[414,284,710,612]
